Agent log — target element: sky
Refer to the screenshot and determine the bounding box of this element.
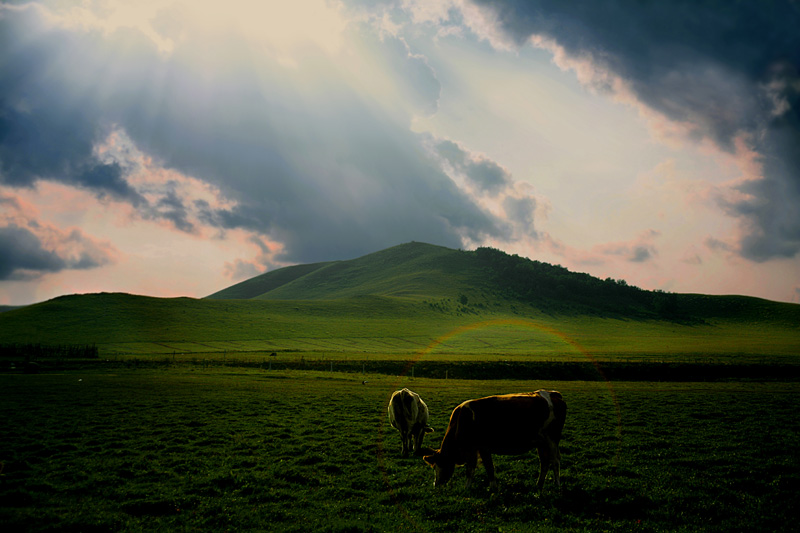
[1,0,799,306]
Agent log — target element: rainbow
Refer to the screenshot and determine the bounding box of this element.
[403,318,622,464]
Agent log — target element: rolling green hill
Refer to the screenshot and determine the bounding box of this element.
[1,242,798,362]
[207,242,478,301]
[205,260,334,300]
[207,242,800,325]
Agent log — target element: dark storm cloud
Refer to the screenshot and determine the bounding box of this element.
[434,139,512,195]
[0,4,510,265]
[472,0,800,260]
[723,109,800,261]
[599,241,657,264]
[0,225,65,280]
[429,136,538,239]
[0,222,116,280]
[0,220,114,280]
[593,230,659,264]
[0,7,144,205]
[0,103,141,203]
[502,195,536,234]
[150,185,195,233]
[629,245,655,263]
[76,162,143,204]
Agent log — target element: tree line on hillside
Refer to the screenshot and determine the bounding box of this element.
[474,247,683,319]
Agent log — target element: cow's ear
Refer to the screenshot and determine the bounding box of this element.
[423,454,436,466]
[424,426,434,433]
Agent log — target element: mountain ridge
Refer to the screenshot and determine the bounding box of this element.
[207,242,473,301]
[206,241,797,323]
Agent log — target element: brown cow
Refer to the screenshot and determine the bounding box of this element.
[388,388,434,457]
[423,390,566,491]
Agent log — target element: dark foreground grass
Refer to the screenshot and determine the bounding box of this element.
[1,368,798,532]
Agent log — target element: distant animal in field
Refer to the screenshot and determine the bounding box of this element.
[388,388,434,457]
[423,390,566,491]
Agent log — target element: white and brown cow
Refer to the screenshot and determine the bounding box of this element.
[388,388,434,457]
[423,389,566,491]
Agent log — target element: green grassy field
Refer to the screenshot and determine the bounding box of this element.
[2,242,798,529]
[1,293,798,366]
[2,242,798,367]
[2,368,798,532]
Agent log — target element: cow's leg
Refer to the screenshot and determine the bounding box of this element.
[411,425,422,455]
[464,451,479,489]
[480,451,497,490]
[415,426,434,455]
[401,431,410,457]
[412,425,428,455]
[536,438,561,491]
[536,443,551,491]
[550,438,561,490]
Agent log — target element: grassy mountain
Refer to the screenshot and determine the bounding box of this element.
[1,242,798,361]
[207,242,477,301]
[205,261,334,300]
[208,242,798,324]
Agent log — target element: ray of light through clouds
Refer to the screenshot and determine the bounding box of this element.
[0,0,798,305]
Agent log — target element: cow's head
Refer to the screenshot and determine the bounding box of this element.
[423,451,454,487]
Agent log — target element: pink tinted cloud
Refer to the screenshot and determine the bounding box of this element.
[224,258,265,282]
[225,235,287,280]
[549,229,661,267]
[0,188,120,280]
[525,31,798,266]
[95,130,241,236]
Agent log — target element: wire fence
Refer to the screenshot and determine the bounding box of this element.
[5,354,798,382]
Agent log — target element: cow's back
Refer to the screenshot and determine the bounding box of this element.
[389,388,427,430]
[476,394,550,452]
[452,393,556,455]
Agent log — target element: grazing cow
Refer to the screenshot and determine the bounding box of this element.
[388,388,434,457]
[423,390,566,491]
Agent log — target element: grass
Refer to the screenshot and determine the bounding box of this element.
[1,294,798,365]
[207,242,475,301]
[2,367,798,532]
[2,241,797,530]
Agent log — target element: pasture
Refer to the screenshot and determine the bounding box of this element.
[2,368,798,532]
[2,293,798,365]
